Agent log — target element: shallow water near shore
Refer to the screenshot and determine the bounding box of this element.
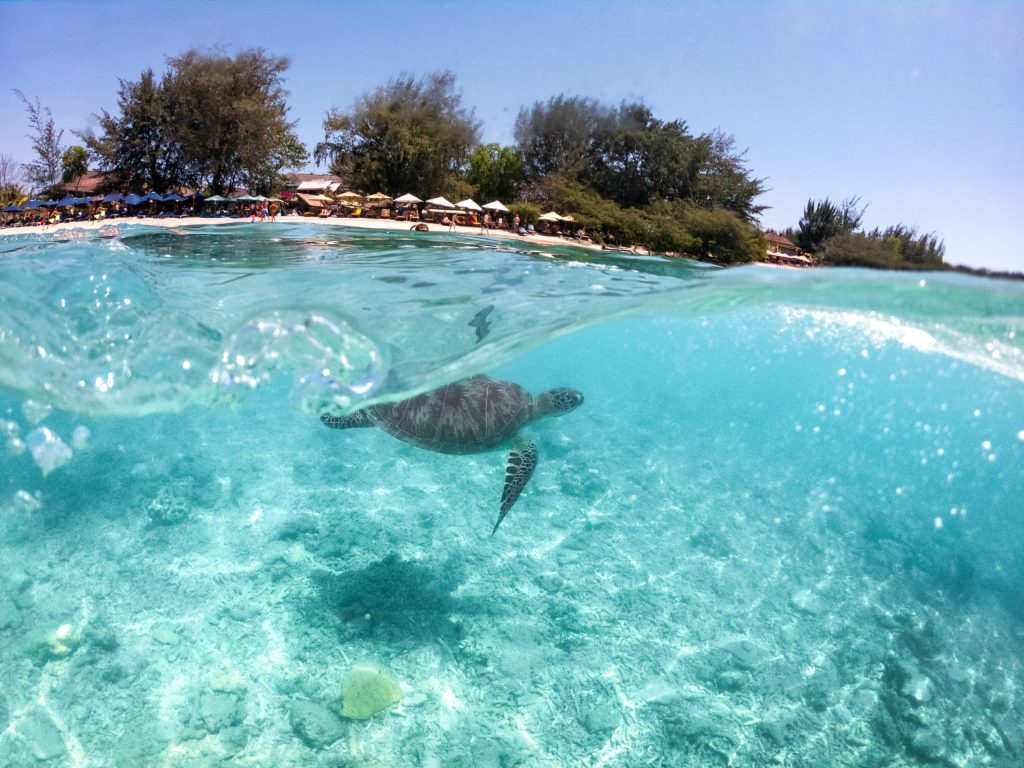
[1,222,1023,766]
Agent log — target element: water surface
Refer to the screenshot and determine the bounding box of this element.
[1,223,1022,766]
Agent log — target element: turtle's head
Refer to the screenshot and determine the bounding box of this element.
[536,387,584,418]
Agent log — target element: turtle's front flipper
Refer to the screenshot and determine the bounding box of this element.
[320,410,372,429]
[494,438,538,535]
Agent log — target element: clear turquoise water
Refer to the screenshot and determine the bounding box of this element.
[1,222,1022,767]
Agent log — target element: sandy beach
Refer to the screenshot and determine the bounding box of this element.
[0,214,615,254]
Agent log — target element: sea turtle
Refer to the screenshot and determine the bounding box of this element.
[320,374,584,535]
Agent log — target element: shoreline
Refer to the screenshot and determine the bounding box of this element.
[0,214,618,255]
[1,215,818,271]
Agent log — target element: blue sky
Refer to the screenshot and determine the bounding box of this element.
[1,1,1021,271]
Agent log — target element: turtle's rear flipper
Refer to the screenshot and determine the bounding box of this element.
[321,410,372,429]
[494,439,538,535]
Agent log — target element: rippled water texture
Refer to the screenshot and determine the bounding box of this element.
[1,223,1023,766]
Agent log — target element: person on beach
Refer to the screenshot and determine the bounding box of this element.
[481,213,492,233]
[512,214,520,233]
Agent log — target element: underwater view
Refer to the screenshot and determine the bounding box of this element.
[1,222,1023,767]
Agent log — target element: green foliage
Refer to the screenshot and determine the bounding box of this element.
[537,176,762,262]
[818,228,945,270]
[688,130,768,222]
[165,49,308,194]
[14,90,64,194]
[0,185,24,205]
[85,50,307,194]
[795,196,865,253]
[818,232,904,269]
[61,145,88,183]
[86,69,182,193]
[0,154,24,204]
[515,95,767,222]
[465,144,523,202]
[794,195,946,270]
[506,201,541,226]
[514,95,608,179]
[866,224,945,267]
[676,203,766,263]
[315,71,479,196]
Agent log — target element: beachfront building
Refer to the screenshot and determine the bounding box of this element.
[285,173,343,195]
[764,231,814,267]
[57,171,114,197]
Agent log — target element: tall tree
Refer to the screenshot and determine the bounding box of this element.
[514,95,610,179]
[85,50,307,194]
[689,130,768,222]
[86,69,184,193]
[166,49,307,194]
[516,96,766,220]
[465,144,524,202]
[61,145,89,184]
[582,103,701,208]
[795,196,865,253]
[315,71,479,195]
[0,154,25,204]
[14,90,64,194]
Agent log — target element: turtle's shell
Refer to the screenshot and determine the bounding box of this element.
[368,375,534,454]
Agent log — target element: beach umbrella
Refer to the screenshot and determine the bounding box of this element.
[365,192,392,201]
[538,211,563,222]
[23,200,44,209]
[162,192,187,202]
[425,196,457,209]
[139,192,163,203]
[456,199,482,212]
[2,204,22,212]
[393,193,422,204]
[124,194,145,206]
[336,191,362,200]
[204,195,229,203]
[101,193,125,203]
[185,192,204,200]
[56,197,77,206]
[71,197,91,205]
[482,200,509,212]
[232,194,258,202]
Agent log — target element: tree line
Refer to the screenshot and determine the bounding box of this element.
[787,197,946,271]
[6,47,951,269]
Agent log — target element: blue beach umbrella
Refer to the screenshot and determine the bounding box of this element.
[185,192,204,201]
[23,200,44,209]
[101,193,125,203]
[140,192,163,203]
[56,196,77,206]
[124,194,144,206]
[72,197,91,205]
[161,192,187,202]
[2,204,22,212]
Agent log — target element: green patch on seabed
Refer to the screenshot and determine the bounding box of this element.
[340,666,404,720]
